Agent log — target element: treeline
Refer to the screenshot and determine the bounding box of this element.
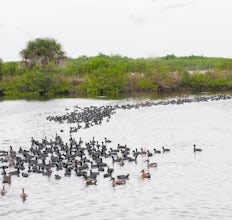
[1,54,232,97]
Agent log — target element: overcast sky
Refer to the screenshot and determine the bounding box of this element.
[0,0,232,61]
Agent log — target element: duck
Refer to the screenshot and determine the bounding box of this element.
[42,168,52,177]
[107,167,114,174]
[128,155,138,163]
[193,144,202,152]
[162,146,170,152]
[75,170,87,177]
[147,150,153,157]
[104,138,111,143]
[8,157,15,167]
[146,159,158,168]
[140,148,147,155]
[3,174,11,185]
[112,156,121,163]
[90,170,99,177]
[103,173,112,178]
[98,165,105,172]
[140,169,151,178]
[111,177,126,187]
[22,173,29,178]
[118,158,125,166]
[1,167,7,175]
[153,148,161,154]
[117,174,129,180]
[84,176,97,186]
[20,188,28,202]
[1,186,7,196]
[55,174,62,180]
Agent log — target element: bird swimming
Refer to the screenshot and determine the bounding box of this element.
[193,144,202,152]
[162,146,170,152]
[84,176,97,185]
[1,186,7,196]
[140,170,151,178]
[140,169,151,178]
[111,177,126,187]
[154,148,161,154]
[20,188,28,202]
[146,159,157,168]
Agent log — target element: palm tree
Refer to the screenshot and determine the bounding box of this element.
[20,38,66,68]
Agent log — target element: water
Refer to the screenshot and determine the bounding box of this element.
[1,97,232,220]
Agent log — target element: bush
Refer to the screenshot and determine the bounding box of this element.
[0,71,72,97]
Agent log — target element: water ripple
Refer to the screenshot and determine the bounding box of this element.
[1,98,232,219]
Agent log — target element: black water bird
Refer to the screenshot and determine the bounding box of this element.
[147,150,153,157]
[22,173,29,178]
[154,148,161,154]
[55,174,61,180]
[193,144,202,152]
[162,147,170,152]
[117,174,129,180]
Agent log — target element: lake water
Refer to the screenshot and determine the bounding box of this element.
[1,95,232,220]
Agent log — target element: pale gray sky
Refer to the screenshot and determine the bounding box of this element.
[0,0,232,61]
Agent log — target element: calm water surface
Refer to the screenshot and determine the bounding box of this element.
[0,97,232,220]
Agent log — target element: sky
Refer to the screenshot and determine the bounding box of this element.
[0,0,232,61]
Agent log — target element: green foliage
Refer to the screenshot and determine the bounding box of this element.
[64,57,90,76]
[1,71,71,97]
[80,56,127,95]
[180,71,191,86]
[152,56,224,71]
[0,58,3,79]
[52,77,72,94]
[1,53,232,97]
[132,58,153,74]
[137,77,157,90]
[2,62,19,75]
[186,71,232,90]
[216,59,232,70]
[189,73,207,88]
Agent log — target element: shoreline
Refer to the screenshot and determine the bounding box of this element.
[1,89,232,101]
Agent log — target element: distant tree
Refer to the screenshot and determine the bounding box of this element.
[19,38,67,68]
[164,54,177,60]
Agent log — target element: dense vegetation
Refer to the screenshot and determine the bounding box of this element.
[1,52,232,97]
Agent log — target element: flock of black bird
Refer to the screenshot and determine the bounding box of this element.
[47,94,232,132]
[1,94,231,201]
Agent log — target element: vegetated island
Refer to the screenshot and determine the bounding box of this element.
[1,37,232,98]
